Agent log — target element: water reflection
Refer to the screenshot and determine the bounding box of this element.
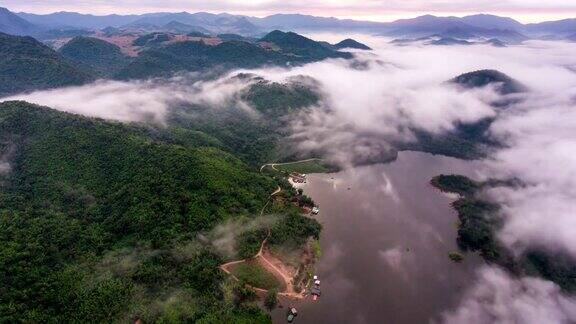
[272,151,484,324]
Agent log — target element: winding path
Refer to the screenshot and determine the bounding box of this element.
[259,158,323,173]
[220,159,324,299]
[220,182,306,299]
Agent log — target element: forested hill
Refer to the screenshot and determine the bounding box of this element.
[116,30,352,80]
[0,29,356,93]
[58,36,131,77]
[0,101,281,322]
[450,69,527,94]
[260,30,353,60]
[168,75,321,166]
[0,33,95,97]
[431,175,576,293]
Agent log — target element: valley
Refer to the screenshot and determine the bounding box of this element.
[0,4,575,323]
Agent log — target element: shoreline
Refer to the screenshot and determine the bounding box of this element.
[219,163,325,301]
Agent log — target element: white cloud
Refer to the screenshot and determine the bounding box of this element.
[4,34,576,302]
[0,24,574,322]
[485,86,576,257]
[1,76,254,124]
[441,266,576,324]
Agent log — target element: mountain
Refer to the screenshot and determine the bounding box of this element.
[391,35,507,47]
[162,21,211,34]
[118,31,352,80]
[485,38,507,47]
[526,18,576,38]
[58,36,131,77]
[9,8,576,41]
[396,69,524,159]
[127,12,260,35]
[17,11,153,29]
[451,69,526,94]
[132,32,172,47]
[0,33,94,97]
[250,13,386,31]
[384,15,528,43]
[217,33,254,42]
[333,38,372,50]
[169,73,322,165]
[385,15,472,37]
[0,7,43,36]
[260,30,352,60]
[116,40,275,79]
[0,100,288,322]
[461,14,524,31]
[430,37,472,46]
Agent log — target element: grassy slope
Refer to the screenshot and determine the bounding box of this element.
[231,261,283,291]
[274,160,331,174]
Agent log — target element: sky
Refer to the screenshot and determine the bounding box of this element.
[3,0,576,23]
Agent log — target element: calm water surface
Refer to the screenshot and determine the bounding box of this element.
[272,151,484,324]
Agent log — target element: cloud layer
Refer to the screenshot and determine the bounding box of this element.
[442,266,576,324]
[3,34,576,321]
[6,36,576,262]
[1,76,254,125]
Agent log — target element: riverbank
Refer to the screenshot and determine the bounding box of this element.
[220,161,325,302]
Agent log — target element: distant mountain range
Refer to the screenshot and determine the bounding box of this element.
[0,7,43,36]
[1,7,575,41]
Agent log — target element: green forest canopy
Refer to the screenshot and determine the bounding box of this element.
[0,101,320,322]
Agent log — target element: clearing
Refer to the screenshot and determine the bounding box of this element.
[267,159,331,174]
[229,260,284,291]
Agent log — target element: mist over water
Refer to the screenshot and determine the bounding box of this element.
[4,34,576,322]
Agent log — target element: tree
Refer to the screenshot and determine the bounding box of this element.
[233,281,258,306]
[448,251,464,263]
[264,289,278,311]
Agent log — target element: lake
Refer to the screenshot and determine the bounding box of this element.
[272,151,484,323]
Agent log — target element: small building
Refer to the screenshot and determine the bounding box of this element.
[312,207,320,215]
[290,172,307,183]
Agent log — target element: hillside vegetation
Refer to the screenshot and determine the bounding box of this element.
[0,33,94,97]
[450,69,527,94]
[59,36,131,77]
[117,30,352,80]
[168,75,321,166]
[431,174,576,293]
[260,30,352,61]
[0,101,320,322]
[398,70,523,160]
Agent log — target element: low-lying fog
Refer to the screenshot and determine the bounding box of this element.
[4,35,576,323]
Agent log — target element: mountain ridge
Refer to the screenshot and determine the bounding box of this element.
[3,6,575,40]
[0,32,95,97]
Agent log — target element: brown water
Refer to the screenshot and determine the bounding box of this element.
[272,151,484,324]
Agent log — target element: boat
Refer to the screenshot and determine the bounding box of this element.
[287,307,298,322]
[311,275,321,301]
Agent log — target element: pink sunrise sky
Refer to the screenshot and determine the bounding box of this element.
[2,0,576,23]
